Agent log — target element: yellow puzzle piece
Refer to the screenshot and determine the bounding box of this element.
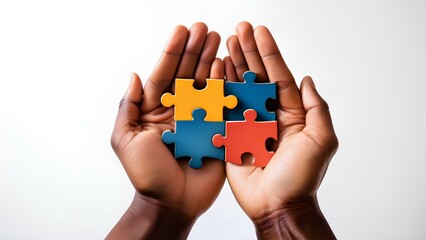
[161,79,238,122]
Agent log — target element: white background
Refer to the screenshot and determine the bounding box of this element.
[1,0,425,239]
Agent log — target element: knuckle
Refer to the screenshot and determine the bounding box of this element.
[119,98,128,109]
[110,133,120,152]
[119,98,142,110]
[329,134,339,152]
[309,99,330,116]
[321,99,330,112]
[321,128,339,157]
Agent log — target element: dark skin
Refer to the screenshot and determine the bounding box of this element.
[108,23,225,239]
[224,22,338,239]
[108,22,338,240]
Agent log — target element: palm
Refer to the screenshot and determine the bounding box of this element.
[224,22,338,220]
[111,23,226,219]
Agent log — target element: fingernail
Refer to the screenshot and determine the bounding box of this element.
[129,73,134,84]
[309,77,316,90]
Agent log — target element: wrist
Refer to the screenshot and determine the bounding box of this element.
[253,197,336,240]
[106,192,195,240]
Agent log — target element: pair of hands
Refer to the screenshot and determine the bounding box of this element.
[108,22,338,239]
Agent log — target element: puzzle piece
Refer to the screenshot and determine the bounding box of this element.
[162,108,225,168]
[212,109,277,167]
[224,71,276,121]
[161,79,238,122]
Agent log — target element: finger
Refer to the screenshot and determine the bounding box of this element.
[300,76,338,147]
[226,35,248,81]
[209,58,224,79]
[111,73,143,152]
[176,22,208,80]
[142,26,188,112]
[254,26,303,110]
[194,31,221,86]
[235,22,268,82]
[224,56,238,82]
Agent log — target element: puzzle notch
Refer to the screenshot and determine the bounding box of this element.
[224,71,276,121]
[161,79,237,122]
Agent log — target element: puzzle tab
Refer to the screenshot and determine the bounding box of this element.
[224,71,276,121]
[212,109,277,168]
[162,108,225,169]
[161,79,238,122]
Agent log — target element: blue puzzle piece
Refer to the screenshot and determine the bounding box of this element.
[162,108,225,169]
[224,71,276,121]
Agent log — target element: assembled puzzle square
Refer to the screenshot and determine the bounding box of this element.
[161,71,278,169]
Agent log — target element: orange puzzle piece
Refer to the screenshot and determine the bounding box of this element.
[212,109,277,167]
[161,79,237,122]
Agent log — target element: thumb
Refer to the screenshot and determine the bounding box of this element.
[111,73,143,151]
[300,76,337,147]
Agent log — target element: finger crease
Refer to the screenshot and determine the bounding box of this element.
[234,61,249,69]
[197,57,214,65]
[146,78,171,91]
[305,102,330,113]
[162,50,182,57]
[261,51,281,60]
[275,79,295,92]
[279,105,306,114]
[183,49,201,57]
[119,98,141,108]
[300,131,322,149]
[243,48,259,55]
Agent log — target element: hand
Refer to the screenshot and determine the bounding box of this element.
[224,22,338,239]
[107,23,226,239]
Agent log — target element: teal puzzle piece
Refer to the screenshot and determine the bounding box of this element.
[224,71,276,121]
[162,108,225,169]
